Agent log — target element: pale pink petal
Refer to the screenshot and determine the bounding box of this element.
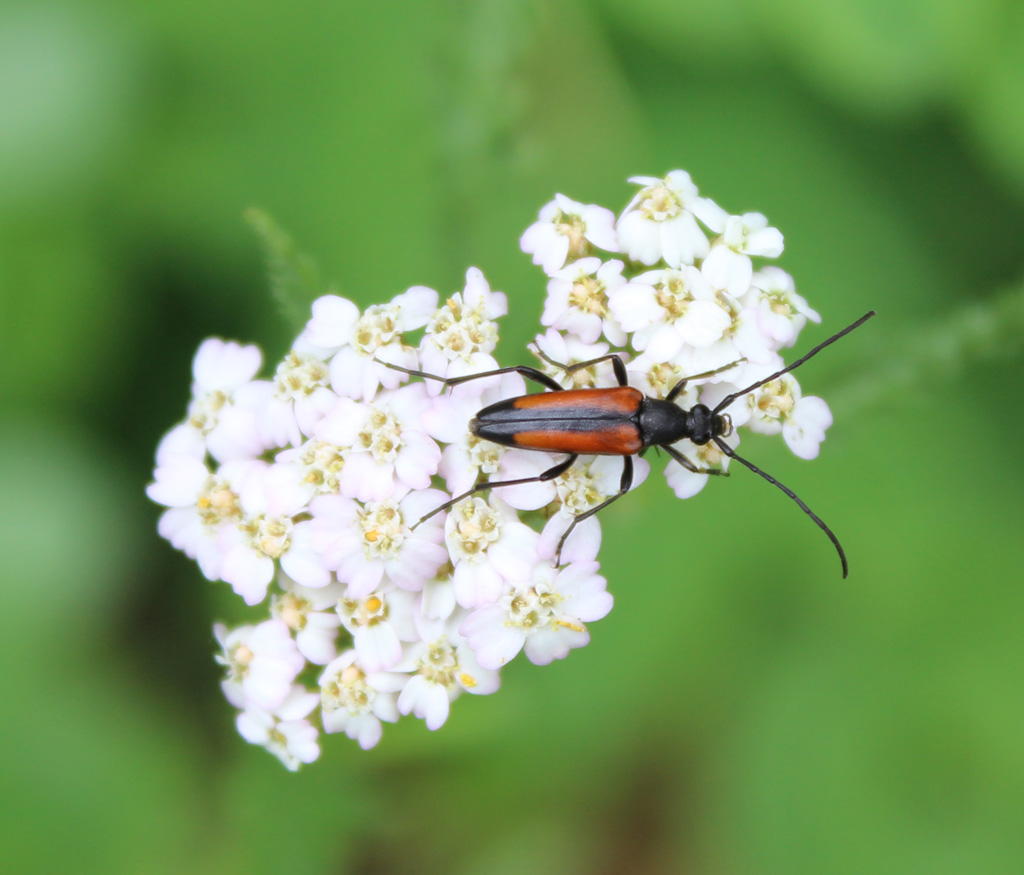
[340,453,396,502]
[340,557,385,598]
[385,541,447,591]
[394,432,441,489]
[453,561,503,609]
[460,607,524,669]
[538,514,601,564]
[455,646,501,695]
[524,625,586,665]
[315,396,364,446]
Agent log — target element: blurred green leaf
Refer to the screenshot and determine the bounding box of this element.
[603,0,1007,118]
[0,421,217,872]
[0,222,126,409]
[748,0,951,112]
[0,420,133,631]
[0,3,140,208]
[966,5,1024,188]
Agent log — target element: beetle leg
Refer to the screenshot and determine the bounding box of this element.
[553,456,633,565]
[530,348,630,387]
[665,358,747,402]
[377,359,564,393]
[411,454,579,529]
[663,444,730,476]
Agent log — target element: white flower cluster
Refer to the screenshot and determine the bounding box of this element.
[149,170,830,769]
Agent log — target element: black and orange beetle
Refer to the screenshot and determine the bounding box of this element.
[387,311,875,577]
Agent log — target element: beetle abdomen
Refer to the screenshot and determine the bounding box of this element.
[470,387,645,455]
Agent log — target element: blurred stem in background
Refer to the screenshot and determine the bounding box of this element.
[833,280,1024,414]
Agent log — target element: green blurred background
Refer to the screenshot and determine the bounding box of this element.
[3,0,1024,872]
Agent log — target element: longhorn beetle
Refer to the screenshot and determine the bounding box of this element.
[387,311,875,577]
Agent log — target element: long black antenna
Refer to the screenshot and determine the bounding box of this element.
[714,438,849,578]
[713,311,876,415]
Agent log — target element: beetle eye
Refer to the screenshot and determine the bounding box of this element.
[719,414,733,438]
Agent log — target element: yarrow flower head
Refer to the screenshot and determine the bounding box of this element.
[149,170,845,767]
[520,194,618,276]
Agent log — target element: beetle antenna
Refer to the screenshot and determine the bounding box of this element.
[713,437,848,578]
[712,311,876,415]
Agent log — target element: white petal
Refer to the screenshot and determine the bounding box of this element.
[783,396,833,460]
[193,339,262,392]
[147,454,209,507]
[220,546,274,606]
[617,212,662,266]
[494,452,559,510]
[356,716,383,750]
[660,212,708,267]
[702,246,753,298]
[354,623,402,672]
[677,300,733,348]
[644,323,686,362]
[422,683,451,730]
[664,461,709,500]
[236,709,273,744]
[607,282,661,332]
[582,203,618,251]
[304,295,360,349]
[207,404,266,462]
[420,576,457,620]
[393,285,439,330]
[328,346,366,400]
[154,423,206,464]
[745,225,784,257]
[280,528,331,589]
